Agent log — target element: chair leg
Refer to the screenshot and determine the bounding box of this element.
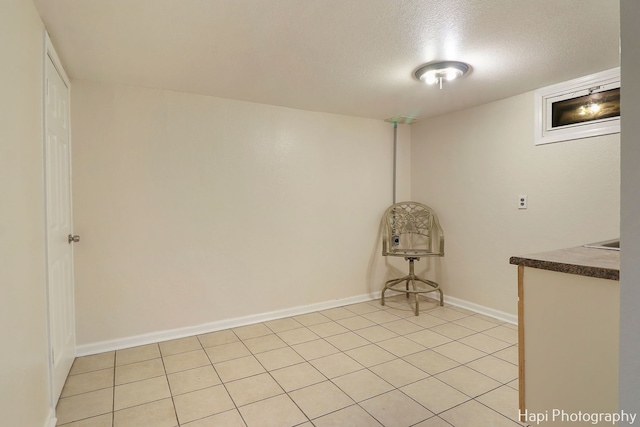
[408,279,419,316]
[407,259,414,299]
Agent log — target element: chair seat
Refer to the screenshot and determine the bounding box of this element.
[385,249,439,257]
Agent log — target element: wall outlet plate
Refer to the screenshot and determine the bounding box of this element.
[519,195,528,209]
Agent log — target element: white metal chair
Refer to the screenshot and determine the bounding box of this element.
[381,202,444,315]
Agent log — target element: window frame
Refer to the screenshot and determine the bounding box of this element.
[534,68,620,146]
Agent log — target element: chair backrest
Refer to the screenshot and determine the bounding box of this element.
[382,202,444,257]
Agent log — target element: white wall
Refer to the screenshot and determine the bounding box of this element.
[71,81,402,347]
[619,0,640,419]
[411,92,620,315]
[0,1,51,426]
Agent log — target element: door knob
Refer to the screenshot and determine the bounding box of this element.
[68,234,80,244]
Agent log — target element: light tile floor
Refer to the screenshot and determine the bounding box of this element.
[56,296,529,427]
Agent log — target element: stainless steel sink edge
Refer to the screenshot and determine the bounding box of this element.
[583,238,620,251]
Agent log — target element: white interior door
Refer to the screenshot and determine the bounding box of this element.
[44,36,76,405]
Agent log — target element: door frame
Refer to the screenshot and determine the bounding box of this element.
[42,30,76,409]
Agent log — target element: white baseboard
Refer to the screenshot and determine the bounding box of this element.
[76,292,516,356]
[76,293,377,356]
[444,294,518,324]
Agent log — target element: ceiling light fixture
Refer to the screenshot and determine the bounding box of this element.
[414,61,470,89]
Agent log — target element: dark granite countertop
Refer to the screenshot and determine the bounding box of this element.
[509,246,620,281]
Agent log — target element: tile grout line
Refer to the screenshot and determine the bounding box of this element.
[157,343,180,427]
[253,321,323,425]
[190,328,247,427]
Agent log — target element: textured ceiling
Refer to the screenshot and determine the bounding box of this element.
[34,0,620,121]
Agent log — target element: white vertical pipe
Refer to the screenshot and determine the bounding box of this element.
[393,121,397,204]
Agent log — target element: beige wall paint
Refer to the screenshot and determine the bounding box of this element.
[411,92,620,314]
[0,0,51,426]
[71,80,401,346]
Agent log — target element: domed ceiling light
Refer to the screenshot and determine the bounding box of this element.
[414,61,470,89]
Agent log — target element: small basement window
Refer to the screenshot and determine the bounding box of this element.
[535,68,620,145]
